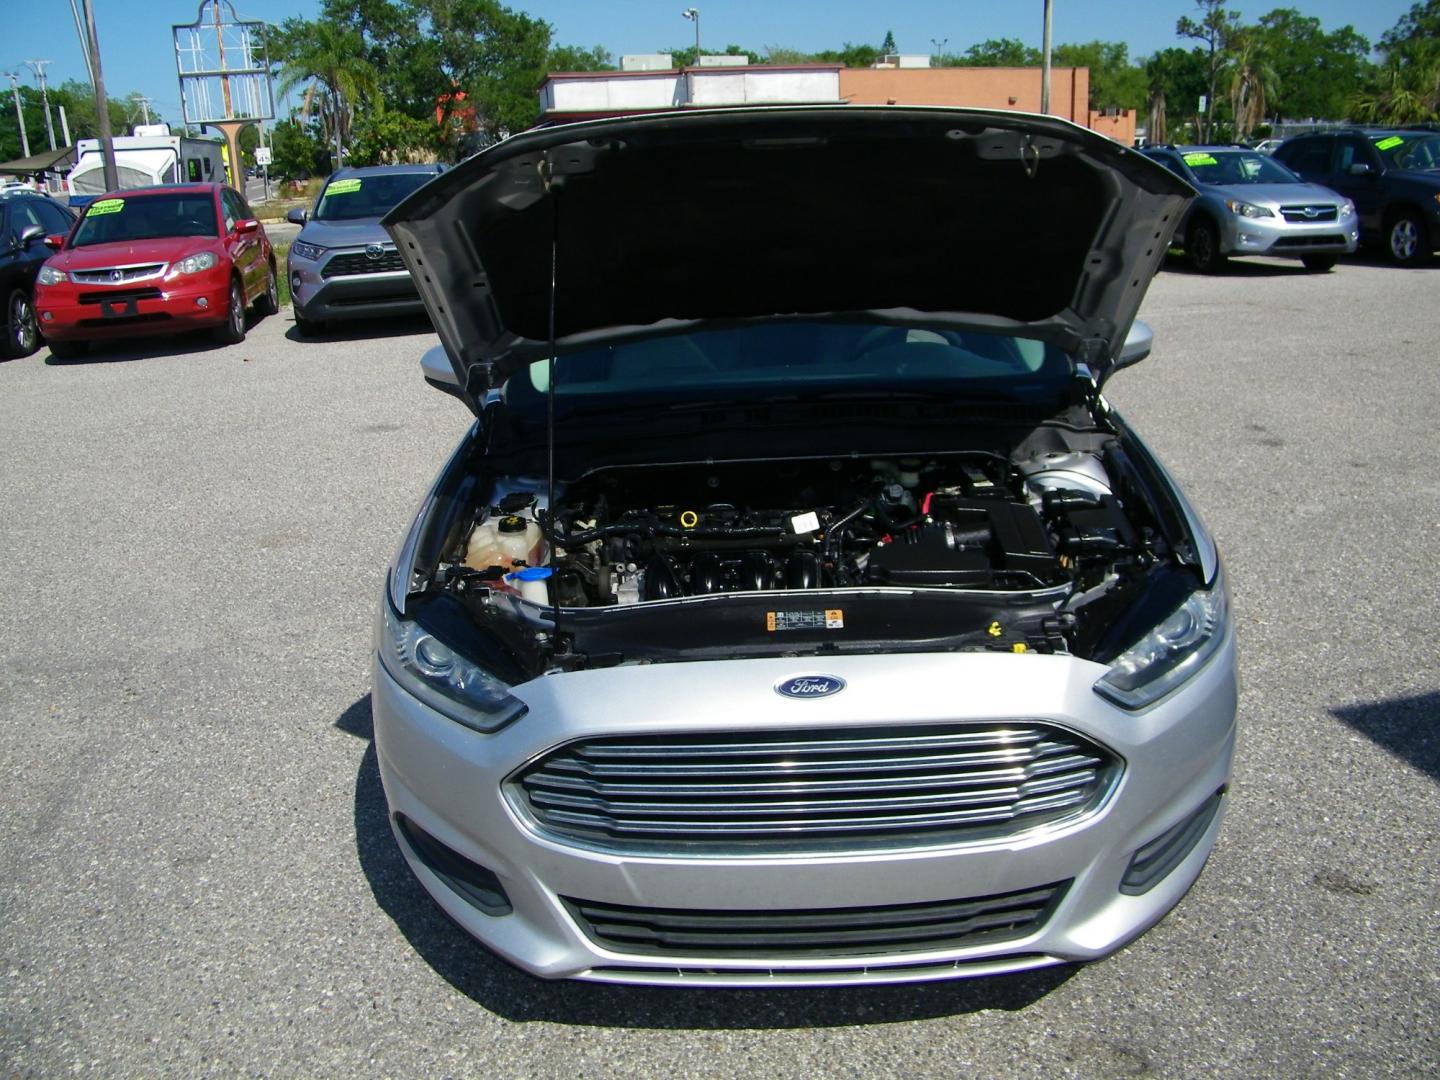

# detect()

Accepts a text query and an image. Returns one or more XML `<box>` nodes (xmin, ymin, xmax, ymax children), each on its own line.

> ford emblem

<box><xmin>775</xmin><ymin>674</ymin><xmax>846</xmax><ymax>699</ymax></box>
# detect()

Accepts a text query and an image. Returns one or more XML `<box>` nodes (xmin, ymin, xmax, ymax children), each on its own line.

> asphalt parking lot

<box><xmin>1</xmin><ymin>255</ymin><xmax>1437</xmax><ymax>1077</ymax></box>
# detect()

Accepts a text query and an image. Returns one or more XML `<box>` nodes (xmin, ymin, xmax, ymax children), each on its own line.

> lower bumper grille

<box><xmin>1272</xmin><ymin>234</ymin><xmax>1346</xmax><ymax>248</ymax></box>
<box><xmin>78</xmin><ymin>287</ymin><xmax>164</xmax><ymax>305</ymax></box>
<box><xmin>512</xmin><ymin>723</ymin><xmax>1119</xmax><ymax>854</ymax></box>
<box><xmin>565</xmin><ymin>881</ymin><xmax>1069</xmax><ymax>958</ymax></box>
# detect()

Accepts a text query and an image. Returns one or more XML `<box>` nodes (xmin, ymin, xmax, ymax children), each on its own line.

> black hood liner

<box><xmin>484</xmin><ymin>137</ymin><xmax>1105</xmax><ymax>341</ymax></box>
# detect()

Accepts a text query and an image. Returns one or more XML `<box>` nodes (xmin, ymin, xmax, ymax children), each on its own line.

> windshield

<box><xmin>1182</xmin><ymin>150</ymin><xmax>1299</xmax><ymax>185</ymax></box>
<box><xmin>69</xmin><ymin>193</ymin><xmax>217</xmax><ymax>247</ymax></box>
<box><xmin>1372</xmin><ymin>133</ymin><xmax>1440</xmax><ymax>171</ymax></box>
<box><xmin>313</xmin><ymin>172</ymin><xmax>434</xmax><ymax>220</ymax></box>
<box><xmin>502</xmin><ymin>322</ymin><xmax>1073</xmax><ymax>417</ymax></box>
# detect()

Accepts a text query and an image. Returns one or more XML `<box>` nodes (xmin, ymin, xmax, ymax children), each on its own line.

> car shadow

<box><xmin>1340</xmin><ymin>250</ymin><xmax>1439</xmax><ymax>271</ymax></box>
<box><xmin>1158</xmin><ymin>252</ymin><xmax>1321</xmax><ymax>278</ymax></box>
<box><xmin>336</xmin><ymin>694</ymin><xmax>1077</xmax><ymax>1027</ymax></box>
<box><xmin>283</xmin><ymin>312</ymin><xmax>434</xmax><ymax>344</ymax></box>
<box><xmin>41</xmin><ymin>310</ymin><xmax>286</xmax><ymax>365</ymax></box>
<box><xmin>1331</xmin><ymin>690</ymin><xmax>1440</xmax><ymax>783</ymax></box>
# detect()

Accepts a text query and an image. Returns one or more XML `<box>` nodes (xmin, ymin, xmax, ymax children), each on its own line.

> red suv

<box><xmin>34</xmin><ymin>183</ymin><xmax>278</xmax><ymax>357</ymax></box>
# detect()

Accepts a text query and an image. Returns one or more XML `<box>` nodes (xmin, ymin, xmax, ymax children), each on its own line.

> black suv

<box><xmin>1</xmin><ymin>191</ymin><xmax>76</xmax><ymax>358</ymax></box>
<box><xmin>1273</xmin><ymin>129</ymin><xmax>1440</xmax><ymax>266</ymax></box>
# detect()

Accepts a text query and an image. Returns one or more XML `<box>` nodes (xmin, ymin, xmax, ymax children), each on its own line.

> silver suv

<box><xmin>285</xmin><ymin>164</ymin><xmax>445</xmax><ymax>335</ymax></box>
<box><xmin>1142</xmin><ymin>146</ymin><xmax>1358</xmax><ymax>272</ymax></box>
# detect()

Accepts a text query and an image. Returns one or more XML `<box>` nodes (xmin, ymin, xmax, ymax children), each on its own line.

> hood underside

<box><xmin>384</xmin><ymin>107</ymin><xmax>1192</xmax><ymax>405</ymax></box>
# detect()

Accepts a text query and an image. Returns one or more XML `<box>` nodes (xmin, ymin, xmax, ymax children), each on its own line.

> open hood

<box><xmin>384</xmin><ymin>107</ymin><xmax>1192</xmax><ymax>410</ymax></box>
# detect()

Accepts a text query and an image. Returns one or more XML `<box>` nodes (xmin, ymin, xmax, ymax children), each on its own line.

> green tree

<box><xmin>1052</xmin><ymin>41</ymin><xmax>1147</xmax><ymax>110</ymax></box>
<box><xmin>269</xmin><ymin>116</ymin><xmax>328</xmax><ymax>179</ymax></box>
<box><xmin>954</xmin><ymin>39</ymin><xmax>1042</xmax><ymax>66</ymax></box>
<box><xmin>1177</xmin><ymin>0</ymin><xmax>1243</xmax><ymax>141</ymax></box>
<box><xmin>349</xmin><ymin>110</ymin><xmax>443</xmax><ymax>164</ymax></box>
<box><xmin>1227</xmin><ymin>29</ymin><xmax>1279</xmax><ymax>138</ymax></box>
<box><xmin>1255</xmin><ymin>9</ymin><xmax>1370</xmax><ymax>120</ymax></box>
<box><xmin>880</xmin><ymin>30</ymin><xmax>898</xmax><ymax>55</ymax></box>
<box><xmin>547</xmin><ymin>44</ymin><xmax>615</xmax><ymax>72</ymax></box>
<box><xmin>812</xmin><ymin>43</ymin><xmax>880</xmax><ymax>68</ymax></box>
<box><xmin>1350</xmin><ymin>1</ymin><xmax>1440</xmax><ymax>124</ymax></box>
<box><xmin>1144</xmin><ymin>48</ymin><xmax>1209</xmax><ymax>143</ymax></box>
<box><xmin>664</xmin><ymin>44</ymin><xmax>762</xmax><ymax>67</ymax></box>
<box><xmin>274</xmin><ymin>19</ymin><xmax>384</xmax><ymax>167</ymax></box>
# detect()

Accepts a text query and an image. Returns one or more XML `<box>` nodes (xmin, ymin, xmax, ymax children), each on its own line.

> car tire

<box><xmin>3</xmin><ymin>287</ymin><xmax>40</xmax><ymax>359</ymax></box>
<box><xmin>255</xmin><ymin>263</ymin><xmax>280</xmax><ymax>316</ymax></box>
<box><xmin>294</xmin><ymin>311</ymin><xmax>325</xmax><ymax>337</ymax></box>
<box><xmin>214</xmin><ymin>279</ymin><xmax>247</xmax><ymax>344</ymax></box>
<box><xmin>47</xmin><ymin>339</ymin><xmax>87</xmax><ymax>360</ymax></box>
<box><xmin>1187</xmin><ymin>219</ymin><xmax>1226</xmax><ymax>273</ymax></box>
<box><xmin>1385</xmin><ymin>210</ymin><xmax>1430</xmax><ymax>267</ymax></box>
<box><xmin>1301</xmin><ymin>255</ymin><xmax>1338</xmax><ymax>273</ymax></box>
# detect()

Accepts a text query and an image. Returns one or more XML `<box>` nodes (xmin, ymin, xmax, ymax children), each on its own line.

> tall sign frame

<box><xmin>173</xmin><ymin>0</ymin><xmax>273</xmax><ymax>187</ymax></box>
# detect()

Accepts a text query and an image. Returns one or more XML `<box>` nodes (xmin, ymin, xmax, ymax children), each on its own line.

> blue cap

<box><xmin>507</xmin><ymin>566</ymin><xmax>553</xmax><ymax>581</ymax></box>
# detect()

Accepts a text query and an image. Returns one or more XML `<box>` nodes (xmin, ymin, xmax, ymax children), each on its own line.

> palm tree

<box><xmin>1228</xmin><ymin>31</ymin><xmax>1279</xmax><ymax>141</ymax></box>
<box><xmin>1350</xmin><ymin>44</ymin><xmax>1440</xmax><ymax>125</ymax></box>
<box><xmin>276</xmin><ymin>21</ymin><xmax>382</xmax><ymax>168</ymax></box>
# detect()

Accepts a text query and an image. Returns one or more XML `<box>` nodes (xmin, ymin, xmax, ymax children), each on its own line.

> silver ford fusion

<box><xmin>375</xmin><ymin>107</ymin><xmax>1237</xmax><ymax>987</ymax></box>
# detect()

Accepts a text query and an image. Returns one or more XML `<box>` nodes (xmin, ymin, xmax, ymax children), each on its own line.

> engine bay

<box><xmin>444</xmin><ymin>446</ymin><xmax>1158</xmax><ymax>632</ymax></box>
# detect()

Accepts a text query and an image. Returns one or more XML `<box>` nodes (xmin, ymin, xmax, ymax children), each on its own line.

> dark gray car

<box><xmin>285</xmin><ymin>164</ymin><xmax>446</xmax><ymax>335</ymax></box>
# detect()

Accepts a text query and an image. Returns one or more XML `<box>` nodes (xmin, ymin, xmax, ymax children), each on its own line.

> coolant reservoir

<box><xmin>464</xmin><ymin>514</ymin><xmax>545</xmax><ymax>574</ymax></box>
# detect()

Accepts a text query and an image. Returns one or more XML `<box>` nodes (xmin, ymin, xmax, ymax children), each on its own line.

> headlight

<box><xmin>379</xmin><ymin>600</ymin><xmax>526</xmax><ymax>733</ymax></box>
<box><xmin>1224</xmin><ymin>199</ymin><xmax>1273</xmax><ymax>219</ymax></box>
<box><xmin>290</xmin><ymin>240</ymin><xmax>325</xmax><ymax>262</ymax></box>
<box><xmin>171</xmin><ymin>251</ymin><xmax>219</xmax><ymax>275</ymax></box>
<box><xmin>1095</xmin><ymin>571</ymin><xmax>1230</xmax><ymax>710</ymax></box>
<box><xmin>1340</xmin><ymin>200</ymin><xmax>1356</xmax><ymax>217</ymax></box>
<box><xmin>37</xmin><ymin>265</ymin><xmax>68</xmax><ymax>285</ymax></box>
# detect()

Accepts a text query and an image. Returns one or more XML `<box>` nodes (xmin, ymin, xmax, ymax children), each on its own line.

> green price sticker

<box><xmin>88</xmin><ymin>198</ymin><xmax>125</xmax><ymax>216</ymax></box>
<box><xmin>326</xmin><ymin>178</ymin><xmax>362</xmax><ymax>195</ymax></box>
<box><xmin>1183</xmin><ymin>153</ymin><xmax>1217</xmax><ymax>167</ymax></box>
<box><xmin>1374</xmin><ymin>136</ymin><xmax>1403</xmax><ymax>151</ymax></box>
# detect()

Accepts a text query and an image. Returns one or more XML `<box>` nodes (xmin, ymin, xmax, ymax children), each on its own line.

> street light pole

<box><xmin>931</xmin><ymin>38</ymin><xmax>948</xmax><ymax>67</ymax></box>
<box><xmin>1040</xmin><ymin>0</ymin><xmax>1053</xmax><ymax>115</ymax></box>
<box><xmin>681</xmin><ymin>8</ymin><xmax>700</xmax><ymax>62</ymax></box>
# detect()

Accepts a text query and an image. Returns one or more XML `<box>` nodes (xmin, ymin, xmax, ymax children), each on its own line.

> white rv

<box><xmin>66</xmin><ymin>125</ymin><xmax>228</xmax><ymax>205</ymax></box>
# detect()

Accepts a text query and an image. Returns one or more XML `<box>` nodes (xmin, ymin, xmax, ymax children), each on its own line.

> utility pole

<box><xmin>82</xmin><ymin>0</ymin><xmax>118</xmax><ymax>192</ymax></box>
<box><xmin>59</xmin><ymin>105</ymin><xmax>72</xmax><ymax>146</ymax></box>
<box><xmin>136</xmin><ymin>96</ymin><xmax>153</xmax><ymax>125</ymax></box>
<box><xmin>681</xmin><ymin>8</ymin><xmax>700</xmax><ymax>62</ymax></box>
<box><xmin>5</xmin><ymin>72</ymin><xmax>30</xmax><ymax>158</ymax></box>
<box><xmin>1040</xmin><ymin>0</ymin><xmax>1053</xmax><ymax>114</ymax></box>
<box><xmin>25</xmin><ymin>60</ymin><xmax>58</xmax><ymax>151</ymax></box>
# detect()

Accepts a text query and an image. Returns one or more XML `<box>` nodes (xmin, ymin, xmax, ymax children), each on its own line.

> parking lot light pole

<box><xmin>1041</xmin><ymin>0</ymin><xmax>1053</xmax><ymax>114</ymax></box>
<box><xmin>681</xmin><ymin>8</ymin><xmax>700</xmax><ymax>61</ymax></box>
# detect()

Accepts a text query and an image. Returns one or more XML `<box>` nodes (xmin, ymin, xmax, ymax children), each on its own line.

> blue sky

<box><xmin>4</xmin><ymin>1</ymin><xmax>1416</xmax><ymax>129</ymax></box>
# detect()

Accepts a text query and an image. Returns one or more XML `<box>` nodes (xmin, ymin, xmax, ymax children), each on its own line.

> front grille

<box><xmin>1272</xmin><ymin>234</ymin><xmax>1346</xmax><ymax>248</ymax></box>
<box><xmin>1280</xmin><ymin>205</ymin><xmax>1339</xmax><ymax>223</ymax></box>
<box><xmin>321</xmin><ymin>249</ymin><xmax>407</xmax><ymax>277</ymax></box>
<box><xmin>512</xmin><ymin>723</ymin><xmax>1119</xmax><ymax>854</ymax></box>
<box><xmin>565</xmin><ymin>881</ymin><xmax>1069</xmax><ymax>958</ymax></box>
<box><xmin>77</xmin><ymin>287</ymin><xmax>164</xmax><ymax>305</ymax></box>
<box><xmin>70</xmin><ymin>264</ymin><xmax>164</xmax><ymax>285</ymax></box>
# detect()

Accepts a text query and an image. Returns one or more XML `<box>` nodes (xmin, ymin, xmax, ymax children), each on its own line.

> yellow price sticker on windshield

<box><xmin>87</xmin><ymin>198</ymin><xmax>125</xmax><ymax>216</ymax></box>
<box><xmin>1183</xmin><ymin>152</ymin><xmax>1217</xmax><ymax>167</ymax></box>
<box><xmin>326</xmin><ymin>178</ymin><xmax>362</xmax><ymax>195</ymax></box>
<box><xmin>1374</xmin><ymin>136</ymin><xmax>1403</xmax><ymax>151</ymax></box>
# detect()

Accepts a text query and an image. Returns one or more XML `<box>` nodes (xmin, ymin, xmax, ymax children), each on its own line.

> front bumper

<box><xmin>1220</xmin><ymin>210</ymin><xmax>1359</xmax><ymax>258</ymax></box>
<box><xmin>373</xmin><ymin>635</ymin><xmax>1238</xmax><ymax>987</ymax></box>
<box><xmin>35</xmin><ymin>273</ymin><xmax>231</xmax><ymax>341</ymax></box>
<box><xmin>288</xmin><ymin>250</ymin><xmax>424</xmax><ymax>323</ymax></box>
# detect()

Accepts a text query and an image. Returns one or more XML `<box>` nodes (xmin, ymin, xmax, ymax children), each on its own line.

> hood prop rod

<box><xmin>542</xmin><ymin>157</ymin><xmax>563</xmax><ymax>653</ymax></box>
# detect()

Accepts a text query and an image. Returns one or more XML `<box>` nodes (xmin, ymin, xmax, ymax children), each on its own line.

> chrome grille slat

<box><xmin>513</xmin><ymin>724</ymin><xmax>1119</xmax><ymax>854</ymax></box>
<box><xmin>70</xmin><ymin>263</ymin><xmax>165</xmax><ymax>284</ymax></box>
<box><xmin>564</xmin><ymin>881</ymin><xmax>1071</xmax><ymax>958</ymax></box>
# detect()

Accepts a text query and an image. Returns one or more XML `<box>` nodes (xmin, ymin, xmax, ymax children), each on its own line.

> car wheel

<box><xmin>294</xmin><ymin>311</ymin><xmax>325</xmax><ymax>337</ymax></box>
<box><xmin>3</xmin><ymin>287</ymin><xmax>40</xmax><ymax>359</ymax></box>
<box><xmin>1187</xmin><ymin>219</ymin><xmax>1225</xmax><ymax>273</ymax></box>
<box><xmin>1385</xmin><ymin>211</ymin><xmax>1429</xmax><ymax>267</ymax></box>
<box><xmin>1301</xmin><ymin>255</ymin><xmax>1338</xmax><ymax>273</ymax></box>
<box><xmin>47</xmin><ymin>339</ymin><xmax>87</xmax><ymax>360</ymax></box>
<box><xmin>255</xmin><ymin>264</ymin><xmax>280</xmax><ymax>316</ymax></box>
<box><xmin>214</xmin><ymin>279</ymin><xmax>247</xmax><ymax>344</ymax></box>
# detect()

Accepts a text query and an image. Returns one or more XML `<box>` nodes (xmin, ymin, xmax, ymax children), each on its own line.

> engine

<box><xmin>455</xmin><ymin>451</ymin><xmax>1146</xmax><ymax>608</ymax></box>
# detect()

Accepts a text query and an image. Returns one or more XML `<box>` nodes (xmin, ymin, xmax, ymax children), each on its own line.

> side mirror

<box><xmin>1349</xmin><ymin>162</ymin><xmax>1375</xmax><ymax>176</ymax></box>
<box><xmin>18</xmin><ymin>223</ymin><xmax>44</xmax><ymax>248</ymax></box>
<box><xmin>420</xmin><ymin>345</ymin><xmax>466</xmax><ymax>400</ymax></box>
<box><xmin>285</xmin><ymin>207</ymin><xmax>307</xmax><ymax>225</ymax></box>
<box><xmin>236</xmin><ymin>218</ymin><xmax>260</xmax><ymax>234</ymax></box>
<box><xmin>1116</xmin><ymin>320</ymin><xmax>1153</xmax><ymax>369</ymax></box>
<box><xmin>43</xmin><ymin>234</ymin><xmax>66</xmax><ymax>250</ymax></box>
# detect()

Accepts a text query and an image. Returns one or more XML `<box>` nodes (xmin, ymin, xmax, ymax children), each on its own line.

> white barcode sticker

<box><xmin>790</xmin><ymin>511</ymin><xmax>820</xmax><ymax>534</ymax></box>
